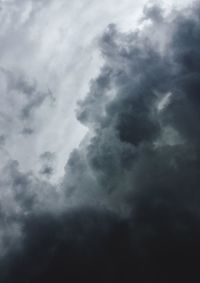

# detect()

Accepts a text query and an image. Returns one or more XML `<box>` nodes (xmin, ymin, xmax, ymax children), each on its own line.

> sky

<box><xmin>0</xmin><ymin>0</ymin><xmax>200</xmax><ymax>282</ymax></box>
<box><xmin>0</xmin><ymin>0</ymin><xmax>192</xmax><ymax>181</ymax></box>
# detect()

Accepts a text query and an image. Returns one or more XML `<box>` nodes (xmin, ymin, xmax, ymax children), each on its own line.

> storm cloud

<box><xmin>1</xmin><ymin>1</ymin><xmax>200</xmax><ymax>282</ymax></box>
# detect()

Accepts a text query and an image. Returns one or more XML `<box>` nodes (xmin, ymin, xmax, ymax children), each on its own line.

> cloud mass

<box><xmin>0</xmin><ymin>1</ymin><xmax>200</xmax><ymax>282</ymax></box>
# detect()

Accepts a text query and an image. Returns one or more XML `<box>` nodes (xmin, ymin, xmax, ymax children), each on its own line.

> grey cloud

<box><xmin>1</xmin><ymin>2</ymin><xmax>200</xmax><ymax>283</ymax></box>
<box><xmin>39</xmin><ymin>165</ymin><xmax>54</xmax><ymax>177</ymax></box>
<box><xmin>20</xmin><ymin>89</ymin><xmax>55</xmax><ymax>120</ymax></box>
<box><xmin>39</xmin><ymin>151</ymin><xmax>56</xmax><ymax>178</ymax></box>
<box><xmin>0</xmin><ymin>160</ymin><xmax>63</xmax><ymax>224</ymax></box>
<box><xmin>0</xmin><ymin>135</ymin><xmax>6</xmax><ymax>146</ymax></box>
<box><xmin>40</xmin><ymin>151</ymin><xmax>56</xmax><ymax>162</ymax></box>
<box><xmin>0</xmin><ymin>67</ymin><xmax>55</xmax><ymax>171</ymax></box>
<box><xmin>62</xmin><ymin>2</ymin><xmax>200</xmax><ymax>281</ymax></box>
<box><xmin>0</xmin><ymin>68</ymin><xmax>54</xmax><ymax>120</ymax></box>
<box><xmin>21</xmin><ymin>127</ymin><xmax>34</xmax><ymax>136</ymax></box>
<box><xmin>0</xmin><ymin>68</ymin><xmax>54</xmax><ymax>147</ymax></box>
<box><xmin>0</xmin><ymin>158</ymin><xmax>66</xmax><ymax>261</ymax></box>
<box><xmin>142</xmin><ymin>4</ymin><xmax>164</xmax><ymax>22</ymax></box>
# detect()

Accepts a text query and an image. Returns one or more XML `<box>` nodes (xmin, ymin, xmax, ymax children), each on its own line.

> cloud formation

<box><xmin>0</xmin><ymin>0</ymin><xmax>149</xmax><ymax>179</ymax></box>
<box><xmin>1</xmin><ymin>1</ymin><xmax>200</xmax><ymax>282</ymax></box>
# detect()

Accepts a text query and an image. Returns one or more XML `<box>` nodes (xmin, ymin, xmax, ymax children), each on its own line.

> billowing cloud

<box><xmin>0</xmin><ymin>0</ymin><xmax>150</xmax><ymax>179</ymax></box>
<box><xmin>1</xmin><ymin>1</ymin><xmax>200</xmax><ymax>283</ymax></box>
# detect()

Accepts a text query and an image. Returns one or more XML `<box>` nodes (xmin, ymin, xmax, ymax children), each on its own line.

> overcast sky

<box><xmin>0</xmin><ymin>0</ymin><xmax>193</xmax><ymax>182</ymax></box>
<box><xmin>1</xmin><ymin>1</ymin><xmax>200</xmax><ymax>282</ymax></box>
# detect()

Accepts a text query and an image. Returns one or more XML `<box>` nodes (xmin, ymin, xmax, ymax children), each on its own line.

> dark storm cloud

<box><xmin>2</xmin><ymin>2</ymin><xmax>200</xmax><ymax>282</ymax></box>
<box><xmin>0</xmin><ymin>208</ymin><xmax>127</xmax><ymax>283</ymax></box>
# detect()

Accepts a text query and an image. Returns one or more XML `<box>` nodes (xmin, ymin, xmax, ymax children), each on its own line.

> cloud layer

<box><xmin>1</xmin><ymin>1</ymin><xmax>200</xmax><ymax>282</ymax></box>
